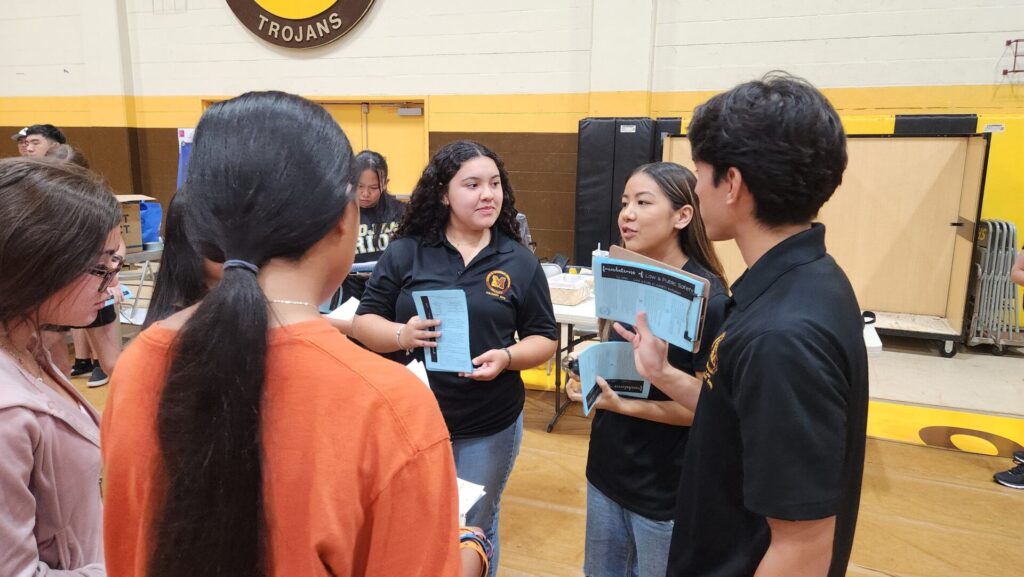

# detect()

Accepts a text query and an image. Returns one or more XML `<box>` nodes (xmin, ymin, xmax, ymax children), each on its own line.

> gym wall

<box><xmin>2</xmin><ymin>0</ymin><xmax>1022</xmax><ymax>261</ymax></box>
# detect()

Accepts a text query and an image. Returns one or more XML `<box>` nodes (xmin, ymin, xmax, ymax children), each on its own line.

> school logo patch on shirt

<box><xmin>485</xmin><ymin>270</ymin><xmax>512</xmax><ymax>298</ymax></box>
<box><xmin>705</xmin><ymin>331</ymin><xmax>726</xmax><ymax>389</ymax></box>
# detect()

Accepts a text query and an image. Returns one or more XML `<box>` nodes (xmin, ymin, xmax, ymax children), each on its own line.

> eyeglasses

<box><xmin>87</xmin><ymin>256</ymin><xmax>124</xmax><ymax>293</ymax></box>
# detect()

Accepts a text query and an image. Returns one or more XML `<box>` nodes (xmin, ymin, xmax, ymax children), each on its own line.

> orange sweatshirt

<box><xmin>102</xmin><ymin>319</ymin><xmax>461</xmax><ymax>576</ymax></box>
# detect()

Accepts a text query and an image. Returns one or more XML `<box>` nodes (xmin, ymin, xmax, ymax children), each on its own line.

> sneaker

<box><xmin>87</xmin><ymin>366</ymin><xmax>109</xmax><ymax>388</ymax></box>
<box><xmin>1015</xmin><ymin>451</ymin><xmax>1024</xmax><ymax>465</ymax></box>
<box><xmin>994</xmin><ymin>463</ymin><xmax>1024</xmax><ymax>489</ymax></box>
<box><xmin>70</xmin><ymin>359</ymin><xmax>94</xmax><ymax>377</ymax></box>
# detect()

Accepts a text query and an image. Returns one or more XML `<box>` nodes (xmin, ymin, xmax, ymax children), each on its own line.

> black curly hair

<box><xmin>688</xmin><ymin>71</ymin><xmax>847</xmax><ymax>227</ymax></box>
<box><xmin>395</xmin><ymin>140</ymin><xmax>521</xmax><ymax>243</ymax></box>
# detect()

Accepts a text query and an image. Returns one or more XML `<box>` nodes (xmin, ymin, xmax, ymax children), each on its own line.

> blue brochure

<box><xmin>593</xmin><ymin>254</ymin><xmax>708</xmax><ymax>352</ymax></box>
<box><xmin>578</xmin><ymin>342</ymin><xmax>650</xmax><ymax>416</ymax></box>
<box><xmin>411</xmin><ymin>289</ymin><xmax>475</xmax><ymax>373</ymax></box>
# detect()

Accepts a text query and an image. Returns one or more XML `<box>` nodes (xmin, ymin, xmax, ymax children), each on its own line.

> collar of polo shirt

<box><xmin>427</xmin><ymin>228</ymin><xmax>518</xmax><ymax>254</ymax></box>
<box><xmin>729</xmin><ymin>223</ymin><xmax>828</xmax><ymax>311</ymax></box>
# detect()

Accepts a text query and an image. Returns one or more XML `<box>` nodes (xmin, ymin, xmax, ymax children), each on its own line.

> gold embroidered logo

<box><xmin>485</xmin><ymin>270</ymin><xmax>511</xmax><ymax>297</ymax></box>
<box><xmin>705</xmin><ymin>331</ymin><xmax>726</xmax><ymax>389</ymax></box>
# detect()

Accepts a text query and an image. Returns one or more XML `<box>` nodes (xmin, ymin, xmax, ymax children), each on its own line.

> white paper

<box><xmin>457</xmin><ymin>478</ymin><xmax>487</xmax><ymax>526</ymax></box>
<box><xmin>326</xmin><ymin>297</ymin><xmax>360</xmax><ymax>321</ymax></box>
<box><xmin>405</xmin><ymin>359</ymin><xmax>431</xmax><ymax>387</ymax></box>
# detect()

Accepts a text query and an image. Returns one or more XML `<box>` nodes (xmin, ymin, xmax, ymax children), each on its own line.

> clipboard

<box><xmin>599</xmin><ymin>245</ymin><xmax>712</xmax><ymax>353</ymax></box>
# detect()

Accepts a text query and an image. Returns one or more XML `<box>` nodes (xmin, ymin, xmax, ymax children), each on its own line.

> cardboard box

<box><xmin>115</xmin><ymin>194</ymin><xmax>156</xmax><ymax>253</ymax></box>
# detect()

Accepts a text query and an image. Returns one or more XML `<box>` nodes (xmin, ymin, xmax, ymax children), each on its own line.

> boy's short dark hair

<box><xmin>688</xmin><ymin>72</ymin><xmax>847</xmax><ymax>227</ymax></box>
<box><xmin>24</xmin><ymin>124</ymin><xmax>67</xmax><ymax>145</ymax></box>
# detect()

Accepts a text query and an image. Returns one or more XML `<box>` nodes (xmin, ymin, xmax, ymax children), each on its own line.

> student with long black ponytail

<box><xmin>101</xmin><ymin>91</ymin><xmax>469</xmax><ymax>577</ymax></box>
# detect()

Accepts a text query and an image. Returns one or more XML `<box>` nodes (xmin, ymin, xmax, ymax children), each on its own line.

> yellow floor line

<box><xmin>526</xmin><ymin>367</ymin><xmax>1024</xmax><ymax>457</ymax></box>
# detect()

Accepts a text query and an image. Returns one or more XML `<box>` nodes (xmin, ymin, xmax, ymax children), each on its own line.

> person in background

<box><xmin>0</xmin><ymin>157</ymin><xmax>122</xmax><ymax>576</ymax></box>
<box><xmin>142</xmin><ymin>191</ymin><xmax>223</xmax><ymax>328</ymax></box>
<box><xmin>102</xmin><ymin>91</ymin><xmax>484</xmax><ymax>577</ymax></box>
<box><xmin>993</xmin><ymin>246</ymin><xmax>1024</xmax><ymax>489</ymax></box>
<box><xmin>13</xmin><ymin>124</ymin><xmax>67</xmax><ymax>158</ymax></box>
<box><xmin>326</xmin><ymin>149</ymin><xmax>406</xmax><ymax>336</ymax></box>
<box><xmin>566</xmin><ymin>162</ymin><xmax>729</xmax><ymax>577</ymax></box>
<box><xmin>46</xmin><ymin>144</ymin><xmax>124</xmax><ymax>388</ymax></box>
<box><xmin>353</xmin><ymin>140</ymin><xmax>559</xmax><ymax>576</ymax></box>
<box><xmin>14</xmin><ymin>132</ymin><xmax>74</xmax><ymax>375</ymax></box>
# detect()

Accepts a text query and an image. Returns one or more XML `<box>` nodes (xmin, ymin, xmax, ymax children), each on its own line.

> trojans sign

<box><xmin>226</xmin><ymin>0</ymin><xmax>374</xmax><ymax>48</ymax></box>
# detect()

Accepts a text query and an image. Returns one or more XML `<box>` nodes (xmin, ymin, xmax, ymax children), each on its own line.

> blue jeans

<box><xmin>451</xmin><ymin>413</ymin><xmax>524</xmax><ymax>577</ymax></box>
<box><xmin>584</xmin><ymin>482</ymin><xmax>674</xmax><ymax>577</ymax></box>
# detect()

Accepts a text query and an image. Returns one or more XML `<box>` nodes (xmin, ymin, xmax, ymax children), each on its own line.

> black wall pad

<box><xmin>574</xmin><ymin>118</ymin><xmax>617</xmax><ymax>266</ymax></box>
<box><xmin>894</xmin><ymin>114</ymin><xmax>978</xmax><ymax>135</ymax></box>
<box><xmin>609</xmin><ymin>118</ymin><xmax>656</xmax><ymax>247</ymax></box>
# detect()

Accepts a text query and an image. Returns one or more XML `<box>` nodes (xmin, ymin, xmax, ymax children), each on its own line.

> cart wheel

<box><xmin>991</xmin><ymin>345</ymin><xmax>1007</xmax><ymax>357</ymax></box>
<box><xmin>939</xmin><ymin>341</ymin><xmax>957</xmax><ymax>358</ymax></box>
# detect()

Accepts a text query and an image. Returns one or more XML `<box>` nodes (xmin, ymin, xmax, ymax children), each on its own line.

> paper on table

<box><xmin>326</xmin><ymin>297</ymin><xmax>360</xmax><ymax>321</ymax></box>
<box><xmin>411</xmin><ymin>289</ymin><xmax>474</xmax><ymax>373</ymax></box>
<box><xmin>578</xmin><ymin>341</ymin><xmax>650</xmax><ymax>416</ymax></box>
<box><xmin>405</xmin><ymin>359</ymin><xmax>430</xmax><ymax>387</ymax></box>
<box><xmin>457</xmin><ymin>478</ymin><xmax>487</xmax><ymax>526</ymax></box>
<box><xmin>593</xmin><ymin>255</ymin><xmax>707</xmax><ymax>351</ymax></box>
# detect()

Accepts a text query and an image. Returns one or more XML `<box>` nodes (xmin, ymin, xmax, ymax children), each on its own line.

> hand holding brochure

<box><xmin>578</xmin><ymin>342</ymin><xmax>650</xmax><ymax>416</ymax></box>
<box><xmin>593</xmin><ymin>248</ymin><xmax>710</xmax><ymax>352</ymax></box>
<box><xmin>411</xmin><ymin>289</ymin><xmax>474</xmax><ymax>373</ymax></box>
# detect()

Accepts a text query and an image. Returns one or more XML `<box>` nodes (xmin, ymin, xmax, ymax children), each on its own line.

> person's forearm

<box><xmin>506</xmin><ymin>335</ymin><xmax>557</xmax><ymax>371</ymax></box>
<box><xmin>611</xmin><ymin>398</ymin><xmax>694</xmax><ymax>426</ymax></box>
<box><xmin>755</xmin><ymin>517</ymin><xmax>835</xmax><ymax>577</ymax></box>
<box><xmin>650</xmin><ymin>367</ymin><xmax>703</xmax><ymax>412</ymax></box>
<box><xmin>324</xmin><ymin>316</ymin><xmax>352</xmax><ymax>336</ymax></box>
<box><xmin>351</xmin><ymin>314</ymin><xmax>404</xmax><ymax>353</ymax></box>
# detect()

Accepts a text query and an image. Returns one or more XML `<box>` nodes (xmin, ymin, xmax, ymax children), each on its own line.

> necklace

<box><xmin>268</xmin><ymin>299</ymin><xmax>318</xmax><ymax>309</ymax></box>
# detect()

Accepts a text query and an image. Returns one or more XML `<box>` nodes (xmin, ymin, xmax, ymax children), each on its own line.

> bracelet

<box><xmin>501</xmin><ymin>347</ymin><xmax>512</xmax><ymax>370</ymax></box>
<box><xmin>459</xmin><ymin>527</ymin><xmax>493</xmax><ymax>566</ymax></box>
<box><xmin>395</xmin><ymin>324</ymin><xmax>405</xmax><ymax>349</ymax></box>
<box><xmin>459</xmin><ymin>540</ymin><xmax>489</xmax><ymax>577</ymax></box>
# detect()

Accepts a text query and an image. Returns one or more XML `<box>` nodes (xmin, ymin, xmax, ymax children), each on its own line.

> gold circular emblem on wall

<box><xmin>226</xmin><ymin>0</ymin><xmax>374</xmax><ymax>49</ymax></box>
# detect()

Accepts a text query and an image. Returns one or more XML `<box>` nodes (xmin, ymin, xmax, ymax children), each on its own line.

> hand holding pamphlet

<box><xmin>593</xmin><ymin>246</ymin><xmax>711</xmax><ymax>352</ymax></box>
<box><xmin>577</xmin><ymin>342</ymin><xmax>650</xmax><ymax>416</ymax></box>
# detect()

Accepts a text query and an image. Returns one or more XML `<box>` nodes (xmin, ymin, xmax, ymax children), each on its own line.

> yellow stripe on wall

<box><xmin>2</xmin><ymin>86</ymin><xmax>1021</xmax><ymax>265</ymax></box>
<box><xmin>5</xmin><ymin>85</ymin><xmax>1023</xmax><ymax>131</ymax></box>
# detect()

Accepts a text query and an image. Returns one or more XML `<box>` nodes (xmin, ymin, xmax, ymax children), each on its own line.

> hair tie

<box><xmin>223</xmin><ymin>259</ymin><xmax>259</xmax><ymax>274</ymax></box>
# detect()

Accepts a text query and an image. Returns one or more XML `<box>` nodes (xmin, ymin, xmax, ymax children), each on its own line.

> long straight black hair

<box><xmin>150</xmin><ymin>91</ymin><xmax>353</xmax><ymax>577</ymax></box>
<box><xmin>142</xmin><ymin>190</ymin><xmax>214</xmax><ymax>329</ymax></box>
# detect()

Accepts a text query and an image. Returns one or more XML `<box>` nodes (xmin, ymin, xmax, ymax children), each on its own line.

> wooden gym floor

<box><xmin>74</xmin><ymin>373</ymin><xmax>1022</xmax><ymax>577</ymax></box>
<box><xmin>500</xmin><ymin>391</ymin><xmax>1023</xmax><ymax>577</ymax></box>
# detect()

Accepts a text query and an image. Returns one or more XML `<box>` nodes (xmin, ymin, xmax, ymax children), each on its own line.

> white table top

<box><xmin>552</xmin><ymin>298</ymin><xmax>598</xmax><ymax>331</ymax></box>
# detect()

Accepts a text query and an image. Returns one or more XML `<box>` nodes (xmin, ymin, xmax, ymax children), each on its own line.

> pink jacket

<box><xmin>0</xmin><ymin>349</ymin><xmax>105</xmax><ymax>577</ymax></box>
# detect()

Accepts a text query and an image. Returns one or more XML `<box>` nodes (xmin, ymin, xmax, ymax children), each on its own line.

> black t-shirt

<box><xmin>667</xmin><ymin>224</ymin><xmax>869</xmax><ymax>577</ymax></box>
<box><xmin>342</xmin><ymin>193</ymin><xmax>406</xmax><ymax>302</ymax></box>
<box><xmin>586</xmin><ymin>258</ymin><xmax>728</xmax><ymax>521</ymax></box>
<box><xmin>357</xmin><ymin>229</ymin><xmax>558</xmax><ymax>439</ymax></box>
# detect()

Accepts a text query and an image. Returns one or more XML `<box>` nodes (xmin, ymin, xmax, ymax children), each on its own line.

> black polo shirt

<box><xmin>667</xmin><ymin>224</ymin><xmax>869</xmax><ymax>577</ymax></box>
<box><xmin>357</xmin><ymin>229</ymin><xmax>557</xmax><ymax>439</ymax></box>
<box><xmin>586</xmin><ymin>258</ymin><xmax>729</xmax><ymax>521</ymax></box>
